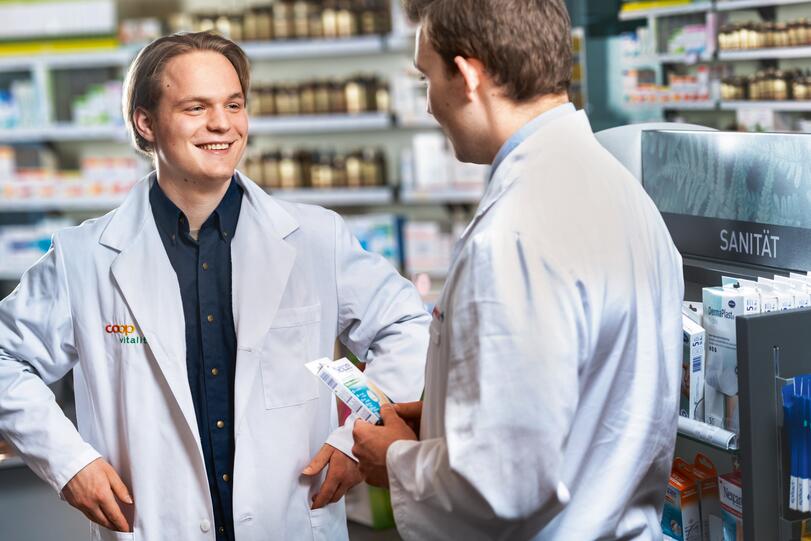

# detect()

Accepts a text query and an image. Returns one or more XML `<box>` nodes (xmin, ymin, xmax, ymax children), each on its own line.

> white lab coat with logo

<box><xmin>386</xmin><ymin>110</ymin><xmax>684</xmax><ymax>540</ymax></box>
<box><xmin>0</xmin><ymin>172</ymin><xmax>429</xmax><ymax>541</ymax></box>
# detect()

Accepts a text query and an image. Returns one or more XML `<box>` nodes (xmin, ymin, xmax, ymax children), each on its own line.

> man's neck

<box><xmin>485</xmin><ymin>93</ymin><xmax>570</xmax><ymax>161</ymax></box>
<box><xmin>155</xmin><ymin>172</ymin><xmax>233</xmax><ymax>231</ymax></box>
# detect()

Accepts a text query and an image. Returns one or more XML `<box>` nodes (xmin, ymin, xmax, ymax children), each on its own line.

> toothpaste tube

<box><xmin>305</xmin><ymin>357</ymin><xmax>392</xmax><ymax>424</ymax></box>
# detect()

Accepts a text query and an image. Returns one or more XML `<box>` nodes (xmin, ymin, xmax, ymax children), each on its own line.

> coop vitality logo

<box><xmin>720</xmin><ymin>227</ymin><xmax>780</xmax><ymax>259</ymax></box>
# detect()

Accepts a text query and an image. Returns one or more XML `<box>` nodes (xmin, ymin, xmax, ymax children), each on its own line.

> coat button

<box><xmin>216</xmin><ymin>420</ymin><xmax>225</xmax><ymax>429</ymax></box>
<box><xmin>200</xmin><ymin>519</ymin><xmax>211</xmax><ymax>532</ymax></box>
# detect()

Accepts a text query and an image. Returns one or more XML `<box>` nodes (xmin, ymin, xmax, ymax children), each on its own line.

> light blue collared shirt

<box><xmin>489</xmin><ymin>102</ymin><xmax>576</xmax><ymax>181</ymax></box>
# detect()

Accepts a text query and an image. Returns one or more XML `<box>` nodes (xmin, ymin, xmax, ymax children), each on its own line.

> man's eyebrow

<box><xmin>175</xmin><ymin>92</ymin><xmax>245</xmax><ymax>105</ymax></box>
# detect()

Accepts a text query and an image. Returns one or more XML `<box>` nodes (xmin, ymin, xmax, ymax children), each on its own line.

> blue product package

<box><xmin>783</xmin><ymin>382</ymin><xmax>797</xmax><ymax>511</ymax></box>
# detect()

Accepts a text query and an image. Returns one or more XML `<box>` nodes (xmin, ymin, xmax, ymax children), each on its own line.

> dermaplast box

<box><xmin>718</xmin><ymin>471</ymin><xmax>743</xmax><ymax>541</ymax></box>
<box><xmin>682</xmin><ymin>315</ymin><xmax>706</xmax><ymax>422</ymax></box>
<box><xmin>662</xmin><ymin>468</ymin><xmax>702</xmax><ymax>541</ymax></box>
<box><xmin>702</xmin><ymin>286</ymin><xmax>760</xmax><ymax>431</ymax></box>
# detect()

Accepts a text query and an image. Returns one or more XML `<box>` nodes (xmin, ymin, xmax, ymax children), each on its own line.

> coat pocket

<box><xmin>93</xmin><ymin>525</ymin><xmax>135</xmax><ymax>541</ymax></box>
<box><xmin>257</xmin><ymin>303</ymin><xmax>322</xmax><ymax>409</ymax></box>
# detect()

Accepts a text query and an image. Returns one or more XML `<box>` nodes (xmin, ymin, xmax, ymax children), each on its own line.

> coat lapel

<box><xmin>101</xmin><ymin>174</ymin><xmax>199</xmax><ymax>443</ymax></box>
<box><xmin>231</xmin><ymin>173</ymin><xmax>298</xmax><ymax>428</ymax></box>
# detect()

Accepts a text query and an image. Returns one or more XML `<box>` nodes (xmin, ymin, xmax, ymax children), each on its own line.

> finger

<box><xmin>98</xmin><ymin>489</ymin><xmax>131</xmax><ymax>533</ymax></box>
<box><xmin>394</xmin><ymin>401</ymin><xmax>423</xmax><ymax>419</ymax></box>
<box><xmin>380</xmin><ymin>404</ymin><xmax>403</xmax><ymax>425</ymax></box>
<box><xmin>302</xmin><ymin>445</ymin><xmax>334</xmax><ymax>476</ymax></box>
<box><xmin>105</xmin><ymin>466</ymin><xmax>133</xmax><ymax>505</ymax></box>
<box><xmin>86</xmin><ymin>505</ymin><xmax>116</xmax><ymax>531</ymax></box>
<box><xmin>311</xmin><ymin>472</ymin><xmax>340</xmax><ymax>510</ymax></box>
<box><xmin>352</xmin><ymin>420</ymin><xmax>371</xmax><ymax>439</ymax></box>
<box><xmin>330</xmin><ymin>482</ymin><xmax>350</xmax><ymax>504</ymax></box>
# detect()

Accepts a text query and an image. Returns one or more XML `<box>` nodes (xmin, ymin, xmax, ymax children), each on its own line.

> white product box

<box><xmin>757</xmin><ymin>277</ymin><xmax>796</xmax><ymax>310</ymax></box>
<box><xmin>682</xmin><ymin>315</ymin><xmax>705</xmax><ymax>422</ymax></box>
<box><xmin>722</xmin><ymin>277</ymin><xmax>778</xmax><ymax>313</ymax></box>
<box><xmin>683</xmin><ymin>302</ymin><xmax>703</xmax><ymax>326</ymax></box>
<box><xmin>702</xmin><ymin>286</ymin><xmax>760</xmax><ymax>397</ymax></box>
<box><xmin>305</xmin><ymin>357</ymin><xmax>391</xmax><ymax>424</ymax></box>
<box><xmin>772</xmin><ymin>275</ymin><xmax>811</xmax><ymax>308</ymax></box>
<box><xmin>718</xmin><ymin>472</ymin><xmax>743</xmax><ymax>541</ymax></box>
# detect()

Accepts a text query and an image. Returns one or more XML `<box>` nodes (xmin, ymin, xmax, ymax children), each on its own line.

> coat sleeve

<box><xmin>326</xmin><ymin>212</ymin><xmax>430</xmax><ymax>457</ymax></box>
<box><xmin>386</xmin><ymin>231</ymin><xmax>585</xmax><ymax>535</ymax></box>
<box><xmin>0</xmin><ymin>239</ymin><xmax>101</xmax><ymax>492</ymax></box>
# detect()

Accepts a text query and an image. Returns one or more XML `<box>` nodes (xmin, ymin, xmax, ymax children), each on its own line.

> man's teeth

<box><xmin>200</xmin><ymin>143</ymin><xmax>230</xmax><ymax>150</ymax></box>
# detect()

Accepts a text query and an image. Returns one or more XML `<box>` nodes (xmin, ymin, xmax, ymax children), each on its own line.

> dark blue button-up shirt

<box><xmin>150</xmin><ymin>178</ymin><xmax>242</xmax><ymax>540</ymax></box>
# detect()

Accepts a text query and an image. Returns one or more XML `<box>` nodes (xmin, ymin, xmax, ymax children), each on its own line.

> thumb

<box><xmin>380</xmin><ymin>404</ymin><xmax>400</xmax><ymax>425</ymax></box>
<box><xmin>105</xmin><ymin>465</ymin><xmax>133</xmax><ymax>504</ymax></box>
<box><xmin>302</xmin><ymin>444</ymin><xmax>333</xmax><ymax>475</ymax></box>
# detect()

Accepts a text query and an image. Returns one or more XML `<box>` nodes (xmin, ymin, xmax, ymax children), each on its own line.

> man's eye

<box><xmin>227</xmin><ymin>103</ymin><xmax>242</xmax><ymax>110</ymax></box>
<box><xmin>188</xmin><ymin>106</ymin><xmax>204</xmax><ymax>112</ymax></box>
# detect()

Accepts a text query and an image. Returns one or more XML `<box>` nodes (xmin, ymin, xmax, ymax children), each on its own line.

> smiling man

<box><xmin>0</xmin><ymin>32</ymin><xmax>429</xmax><ymax>540</ymax></box>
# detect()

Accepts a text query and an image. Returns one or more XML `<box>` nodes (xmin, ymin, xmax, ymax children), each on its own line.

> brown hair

<box><xmin>403</xmin><ymin>0</ymin><xmax>572</xmax><ymax>101</ymax></box>
<box><xmin>122</xmin><ymin>31</ymin><xmax>251</xmax><ymax>155</ymax></box>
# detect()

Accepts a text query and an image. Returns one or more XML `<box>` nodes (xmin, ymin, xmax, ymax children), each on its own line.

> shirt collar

<box><xmin>489</xmin><ymin>102</ymin><xmax>576</xmax><ymax>181</ymax></box>
<box><xmin>149</xmin><ymin>175</ymin><xmax>243</xmax><ymax>244</ymax></box>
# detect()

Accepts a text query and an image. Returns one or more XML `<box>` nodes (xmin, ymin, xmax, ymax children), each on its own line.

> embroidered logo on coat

<box><xmin>105</xmin><ymin>324</ymin><xmax>148</xmax><ymax>345</ymax></box>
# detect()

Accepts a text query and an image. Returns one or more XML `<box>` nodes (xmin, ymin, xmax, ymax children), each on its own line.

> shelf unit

<box><xmin>619</xmin><ymin>0</ymin><xmax>811</xmax><ymax>130</ymax></box>
<box><xmin>270</xmin><ymin>187</ymin><xmax>393</xmax><ymax>206</ymax></box>
<box><xmin>715</xmin><ymin>0</ymin><xmax>811</xmax><ymax>10</ymax></box>
<box><xmin>619</xmin><ymin>1</ymin><xmax>713</xmax><ymax>21</ymax></box>
<box><xmin>250</xmin><ymin>112</ymin><xmax>392</xmax><ymax>134</ymax></box>
<box><xmin>720</xmin><ymin>100</ymin><xmax>811</xmax><ymax>111</ymax></box>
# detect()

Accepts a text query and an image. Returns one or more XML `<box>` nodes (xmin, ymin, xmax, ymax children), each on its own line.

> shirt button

<box><xmin>211</xmin><ymin>368</ymin><xmax>219</xmax><ymax>376</ymax></box>
<box><xmin>202</xmin><ymin>262</ymin><xmax>209</xmax><ymax>270</ymax></box>
<box><xmin>200</xmin><ymin>519</ymin><xmax>211</xmax><ymax>533</ymax></box>
<box><xmin>207</xmin><ymin>314</ymin><xmax>215</xmax><ymax>323</ymax></box>
<box><xmin>218</xmin><ymin>526</ymin><xmax>225</xmax><ymax>535</ymax></box>
<box><xmin>216</xmin><ymin>420</ymin><xmax>225</xmax><ymax>429</ymax></box>
<box><xmin>223</xmin><ymin>473</ymin><xmax>231</xmax><ymax>482</ymax></box>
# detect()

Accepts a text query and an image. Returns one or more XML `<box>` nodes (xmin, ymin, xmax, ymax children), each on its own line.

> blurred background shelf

<box><xmin>269</xmin><ymin>187</ymin><xmax>393</xmax><ymax>206</ymax></box>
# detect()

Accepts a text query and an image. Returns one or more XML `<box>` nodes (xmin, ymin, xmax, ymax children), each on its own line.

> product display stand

<box><xmin>738</xmin><ymin>306</ymin><xmax>811</xmax><ymax>539</ymax></box>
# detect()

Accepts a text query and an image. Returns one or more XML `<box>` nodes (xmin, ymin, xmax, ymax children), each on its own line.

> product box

<box><xmin>305</xmin><ymin>357</ymin><xmax>391</xmax><ymax>424</ymax></box>
<box><xmin>683</xmin><ymin>302</ymin><xmax>703</xmax><ymax>326</ymax></box>
<box><xmin>691</xmin><ymin>454</ymin><xmax>722</xmax><ymax>541</ymax></box>
<box><xmin>718</xmin><ymin>471</ymin><xmax>743</xmax><ymax>541</ymax></box>
<box><xmin>721</xmin><ymin>277</ymin><xmax>778</xmax><ymax>313</ymax></box>
<box><xmin>757</xmin><ymin>277</ymin><xmax>796</xmax><ymax>310</ymax></box>
<box><xmin>662</xmin><ymin>468</ymin><xmax>702</xmax><ymax>541</ymax></box>
<box><xmin>682</xmin><ymin>315</ymin><xmax>705</xmax><ymax>421</ymax></box>
<box><xmin>773</xmin><ymin>275</ymin><xmax>811</xmax><ymax>308</ymax></box>
<box><xmin>702</xmin><ymin>286</ymin><xmax>760</xmax><ymax>431</ymax></box>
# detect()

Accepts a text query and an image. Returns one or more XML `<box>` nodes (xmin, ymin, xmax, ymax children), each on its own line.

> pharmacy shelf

<box><xmin>715</xmin><ymin>0</ymin><xmax>811</xmax><ymax>11</ymax></box>
<box><xmin>0</xmin><ymin>456</ymin><xmax>24</xmax><ymax>470</ymax></box>
<box><xmin>718</xmin><ymin>46</ymin><xmax>811</xmax><ymax>61</ymax></box>
<box><xmin>268</xmin><ymin>187</ymin><xmax>393</xmax><ymax>206</ymax></box>
<box><xmin>399</xmin><ymin>189</ymin><xmax>482</xmax><ymax>205</ymax></box>
<box><xmin>0</xmin><ymin>47</ymin><xmax>136</xmax><ymax>71</ymax></box>
<box><xmin>677</xmin><ymin>416</ymin><xmax>739</xmax><ymax>453</ymax></box>
<box><xmin>397</xmin><ymin>116</ymin><xmax>440</xmax><ymax>129</ymax></box>
<box><xmin>662</xmin><ymin>100</ymin><xmax>718</xmax><ymax>110</ymax></box>
<box><xmin>0</xmin><ymin>195</ymin><xmax>125</xmax><ymax>212</ymax></box>
<box><xmin>720</xmin><ymin>100</ymin><xmax>811</xmax><ymax>111</ymax></box>
<box><xmin>241</xmin><ymin>36</ymin><xmax>387</xmax><ymax>60</ymax></box>
<box><xmin>250</xmin><ymin>112</ymin><xmax>392</xmax><ymax>135</ymax></box>
<box><xmin>0</xmin><ymin>123</ymin><xmax>127</xmax><ymax>143</ymax></box>
<box><xmin>657</xmin><ymin>51</ymin><xmax>714</xmax><ymax>64</ymax></box>
<box><xmin>618</xmin><ymin>2</ymin><xmax>713</xmax><ymax>21</ymax></box>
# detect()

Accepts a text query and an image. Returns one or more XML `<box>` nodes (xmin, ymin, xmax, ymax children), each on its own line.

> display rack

<box><xmin>619</xmin><ymin>1</ymin><xmax>713</xmax><ymax>21</ymax></box>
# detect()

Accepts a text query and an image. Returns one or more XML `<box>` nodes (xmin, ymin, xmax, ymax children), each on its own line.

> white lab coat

<box><xmin>0</xmin><ymin>172</ymin><xmax>429</xmax><ymax>541</ymax></box>
<box><xmin>386</xmin><ymin>110</ymin><xmax>684</xmax><ymax>540</ymax></box>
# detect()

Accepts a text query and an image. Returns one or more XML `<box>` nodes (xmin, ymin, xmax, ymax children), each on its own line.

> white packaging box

<box><xmin>702</xmin><ymin>286</ymin><xmax>760</xmax><ymax>432</ymax></box>
<box><xmin>305</xmin><ymin>357</ymin><xmax>391</xmax><ymax>424</ymax></box>
<box><xmin>722</xmin><ymin>276</ymin><xmax>778</xmax><ymax>313</ymax></box>
<box><xmin>773</xmin><ymin>275</ymin><xmax>811</xmax><ymax>308</ymax></box>
<box><xmin>757</xmin><ymin>277</ymin><xmax>796</xmax><ymax>310</ymax></box>
<box><xmin>412</xmin><ymin>133</ymin><xmax>449</xmax><ymax>192</ymax></box>
<box><xmin>718</xmin><ymin>472</ymin><xmax>743</xmax><ymax>541</ymax></box>
<box><xmin>683</xmin><ymin>302</ymin><xmax>703</xmax><ymax>326</ymax></box>
<box><xmin>682</xmin><ymin>315</ymin><xmax>706</xmax><ymax>422</ymax></box>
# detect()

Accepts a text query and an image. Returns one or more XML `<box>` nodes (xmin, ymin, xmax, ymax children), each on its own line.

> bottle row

<box><xmin>168</xmin><ymin>0</ymin><xmax>391</xmax><ymax>43</ymax></box>
<box><xmin>721</xmin><ymin>69</ymin><xmax>811</xmax><ymax>101</ymax></box>
<box><xmin>718</xmin><ymin>19</ymin><xmax>811</xmax><ymax>51</ymax></box>
<box><xmin>249</xmin><ymin>76</ymin><xmax>390</xmax><ymax>117</ymax></box>
<box><xmin>242</xmin><ymin>147</ymin><xmax>386</xmax><ymax>190</ymax></box>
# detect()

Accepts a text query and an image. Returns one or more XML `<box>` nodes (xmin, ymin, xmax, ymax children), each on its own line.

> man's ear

<box><xmin>453</xmin><ymin>56</ymin><xmax>486</xmax><ymax>101</ymax></box>
<box><xmin>132</xmin><ymin>106</ymin><xmax>156</xmax><ymax>144</ymax></box>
